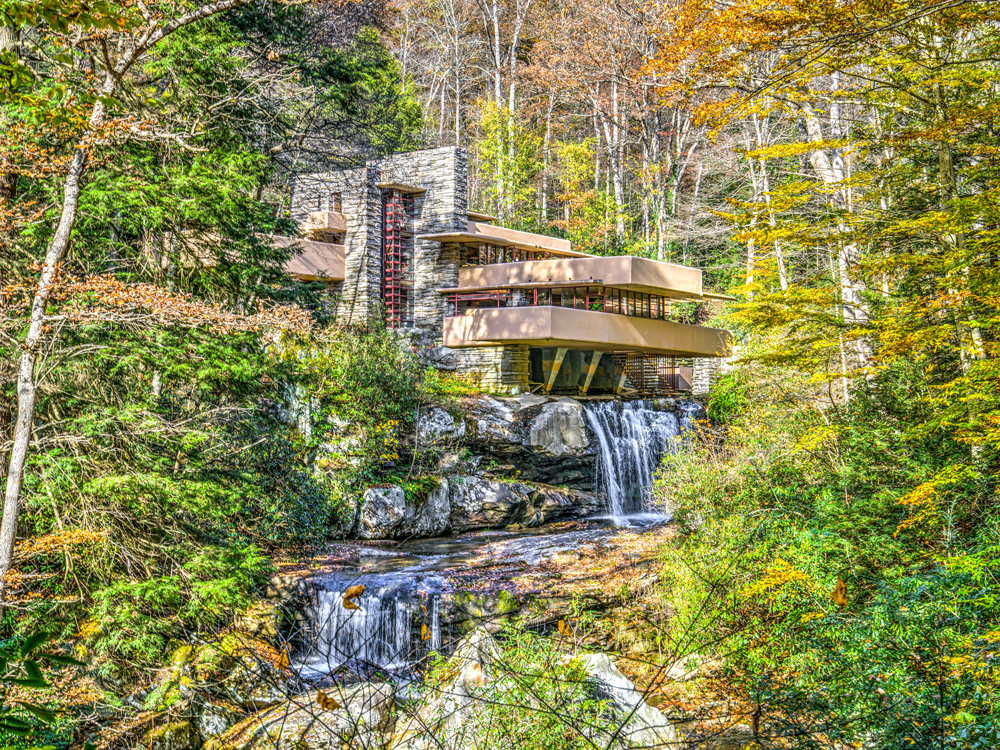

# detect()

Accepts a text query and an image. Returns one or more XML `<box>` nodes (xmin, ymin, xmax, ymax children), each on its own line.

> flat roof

<box><xmin>467</xmin><ymin>210</ymin><xmax>498</xmax><ymax>223</ymax></box>
<box><xmin>418</xmin><ymin>231</ymin><xmax>593</xmax><ymax>258</ymax></box>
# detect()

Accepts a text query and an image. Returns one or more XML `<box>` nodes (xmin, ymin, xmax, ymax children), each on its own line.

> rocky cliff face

<box><xmin>457</xmin><ymin>394</ymin><xmax>596</xmax><ymax>490</ymax></box>
<box><xmin>350</xmin><ymin>394</ymin><xmax>599</xmax><ymax>540</ymax></box>
<box><xmin>335</xmin><ymin>393</ymin><xmax>703</xmax><ymax>540</ymax></box>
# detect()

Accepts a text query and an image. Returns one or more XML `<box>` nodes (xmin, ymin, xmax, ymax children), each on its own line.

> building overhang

<box><xmin>376</xmin><ymin>181</ymin><xmax>427</xmax><ymax>194</ymax></box>
<box><xmin>303</xmin><ymin>211</ymin><xmax>347</xmax><ymax>234</ymax></box>
<box><xmin>454</xmin><ymin>255</ymin><xmax>733</xmax><ymax>301</ymax></box>
<box><xmin>418</xmin><ymin>224</ymin><xmax>591</xmax><ymax>258</ymax></box>
<box><xmin>268</xmin><ymin>235</ymin><xmax>346</xmax><ymax>281</ymax></box>
<box><xmin>443</xmin><ymin>306</ymin><xmax>732</xmax><ymax>358</ymax></box>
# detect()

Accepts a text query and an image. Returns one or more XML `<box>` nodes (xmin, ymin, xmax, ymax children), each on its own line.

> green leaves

<box><xmin>0</xmin><ymin>630</ymin><xmax>85</xmax><ymax>740</ymax></box>
<box><xmin>0</xmin><ymin>0</ymin><xmax>137</xmax><ymax>33</ymax></box>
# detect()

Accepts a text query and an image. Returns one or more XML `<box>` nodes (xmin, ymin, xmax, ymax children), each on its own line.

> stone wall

<box><xmin>453</xmin><ymin>345</ymin><xmax>530</xmax><ymax>393</ymax></box>
<box><xmin>290</xmin><ymin>148</ymin><xmax>467</xmax><ymax>339</ymax></box>
<box><xmin>291</xmin><ymin>165</ymin><xmax>381</xmax><ymax>325</ymax></box>
<box><xmin>692</xmin><ymin>346</ymin><xmax>739</xmax><ymax>395</ymax></box>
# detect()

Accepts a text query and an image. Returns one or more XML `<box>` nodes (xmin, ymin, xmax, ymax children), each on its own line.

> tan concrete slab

<box><xmin>443</xmin><ymin>306</ymin><xmax>731</xmax><ymax>358</ymax></box>
<box><xmin>456</xmin><ymin>255</ymin><xmax>705</xmax><ymax>298</ymax></box>
<box><xmin>303</xmin><ymin>211</ymin><xmax>347</xmax><ymax>234</ymax></box>
<box><xmin>416</xmin><ymin>231</ymin><xmax>591</xmax><ymax>258</ymax></box>
<box><xmin>269</xmin><ymin>235</ymin><xmax>345</xmax><ymax>281</ymax></box>
<box><xmin>466</xmin><ymin>221</ymin><xmax>572</xmax><ymax>253</ymax></box>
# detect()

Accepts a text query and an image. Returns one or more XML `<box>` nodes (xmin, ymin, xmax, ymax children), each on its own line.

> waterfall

<box><xmin>583</xmin><ymin>400</ymin><xmax>700</xmax><ymax>524</ymax></box>
<box><xmin>295</xmin><ymin>573</ymin><xmax>442</xmax><ymax>678</ymax></box>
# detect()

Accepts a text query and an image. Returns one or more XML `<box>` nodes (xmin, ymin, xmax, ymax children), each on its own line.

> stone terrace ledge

<box><xmin>444</xmin><ymin>306</ymin><xmax>732</xmax><ymax>357</ymax></box>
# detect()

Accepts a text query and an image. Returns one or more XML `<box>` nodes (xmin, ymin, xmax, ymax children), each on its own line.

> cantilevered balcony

<box><xmin>269</xmin><ymin>235</ymin><xmax>345</xmax><ymax>281</ymax></box>
<box><xmin>302</xmin><ymin>211</ymin><xmax>347</xmax><ymax>243</ymax></box>
<box><xmin>443</xmin><ymin>306</ymin><xmax>731</xmax><ymax>358</ymax></box>
<box><xmin>455</xmin><ymin>255</ymin><xmax>728</xmax><ymax>302</ymax></box>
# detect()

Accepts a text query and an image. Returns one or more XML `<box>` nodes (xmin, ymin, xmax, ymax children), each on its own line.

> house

<box><xmin>274</xmin><ymin>147</ymin><xmax>732</xmax><ymax>395</ymax></box>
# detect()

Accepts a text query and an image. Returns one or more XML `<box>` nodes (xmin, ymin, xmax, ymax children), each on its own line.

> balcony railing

<box><xmin>443</xmin><ymin>284</ymin><xmax>684</xmax><ymax>322</ymax></box>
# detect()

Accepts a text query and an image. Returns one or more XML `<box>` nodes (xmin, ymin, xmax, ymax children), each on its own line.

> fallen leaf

<box><xmin>343</xmin><ymin>584</ymin><xmax>365</xmax><ymax>610</ymax></box>
<box><xmin>344</xmin><ymin>584</ymin><xmax>365</xmax><ymax>600</ymax></box>
<box><xmin>317</xmin><ymin>690</ymin><xmax>341</xmax><ymax>710</ymax></box>
<box><xmin>832</xmin><ymin>577</ymin><xmax>847</xmax><ymax>608</ymax></box>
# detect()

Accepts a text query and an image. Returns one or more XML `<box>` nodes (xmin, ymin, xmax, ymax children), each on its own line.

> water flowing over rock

<box><xmin>583</xmin><ymin>399</ymin><xmax>704</xmax><ymax>523</ymax></box>
<box><xmin>296</xmin><ymin>573</ymin><xmax>443</xmax><ymax>678</ymax></box>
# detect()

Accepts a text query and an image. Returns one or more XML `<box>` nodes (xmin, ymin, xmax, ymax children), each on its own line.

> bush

<box><xmin>651</xmin><ymin>358</ymin><xmax>1000</xmax><ymax>748</ymax></box>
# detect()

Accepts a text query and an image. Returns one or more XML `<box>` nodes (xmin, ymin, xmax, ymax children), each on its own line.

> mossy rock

<box><xmin>142</xmin><ymin>719</ymin><xmax>200</xmax><ymax>750</ymax></box>
<box><xmin>149</xmin><ymin>635</ymin><xmax>287</xmax><ymax>712</ymax></box>
<box><xmin>451</xmin><ymin>590</ymin><xmax>520</xmax><ymax>632</ymax></box>
<box><xmin>203</xmin><ymin>685</ymin><xmax>394</xmax><ymax>750</ymax></box>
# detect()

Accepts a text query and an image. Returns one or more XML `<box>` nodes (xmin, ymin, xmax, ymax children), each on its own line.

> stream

<box><xmin>291</xmin><ymin>399</ymin><xmax>699</xmax><ymax>682</ymax></box>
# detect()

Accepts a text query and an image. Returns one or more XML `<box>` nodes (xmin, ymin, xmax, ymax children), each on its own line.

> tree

<box><xmin>0</xmin><ymin>0</ymin><xmax>305</xmax><ymax>611</ymax></box>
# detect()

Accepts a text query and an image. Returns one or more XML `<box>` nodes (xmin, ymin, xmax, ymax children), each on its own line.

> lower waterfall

<box><xmin>583</xmin><ymin>400</ymin><xmax>699</xmax><ymax>524</ymax></box>
<box><xmin>295</xmin><ymin>572</ymin><xmax>442</xmax><ymax>679</ymax></box>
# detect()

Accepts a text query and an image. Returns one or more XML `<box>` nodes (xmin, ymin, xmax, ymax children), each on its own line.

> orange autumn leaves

<box><xmin>0</xmin><ymin>272</ymin><xmax>314</xmax><ymax>335</ymax></box>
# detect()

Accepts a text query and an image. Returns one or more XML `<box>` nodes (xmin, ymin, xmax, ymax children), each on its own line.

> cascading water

<box><xmin>295</xmin><ymin>573</ymin><xmax>443</xmax><ymax>679</ymax></box>
<box><xmin>583</xmin><ymin>400</ymin><xmax>701</xmax><ymax>524</ymax></box>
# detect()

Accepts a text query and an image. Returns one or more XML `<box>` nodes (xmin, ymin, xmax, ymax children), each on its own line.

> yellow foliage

<box><xmin>741</xmin><ymin>559</ymin><xmax>816</xmax><ymax>602</ymax></box>
<box><xmin>893</xmin><ymin>465</ymin><xmax>977</xmax><ymax>537</ymax></box>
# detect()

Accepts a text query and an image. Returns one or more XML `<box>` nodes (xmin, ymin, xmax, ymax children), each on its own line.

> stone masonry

<box><xmin>291</xmin><ymin>148</ymin><xmax>467</xmax><ymax>340</ymax></box>
<box><xmin>452</xmin><ymin>345</ymin><xmax>530</xmax><ymax>394</ymax></box>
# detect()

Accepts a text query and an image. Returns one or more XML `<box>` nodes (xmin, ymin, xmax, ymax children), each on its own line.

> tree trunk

<box><xmin>541</xmin><ymin>93</ymin><xmax>553</xmax><ymax>226</ymax></box>
<box><xmin>0</xmin><ymin>144</ymin><xmax>90</xmax><ymax>608</ymax></box>
<box><xmin>0</xmin><ymin>26</ymin><xmax>19</xmax><ymax>202</ymax></box>
<box><xmin>0</xmin><ymin>0</ymin><xmax>257</xmax><ymax>613</ymax></box>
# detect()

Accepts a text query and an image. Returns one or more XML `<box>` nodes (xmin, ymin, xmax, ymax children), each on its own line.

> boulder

<box><xmin>417</xmin><ymin>407</ymin><xmax>466</xmax><ymax>444</ymax></box>
<box><xmin>418</xmin><ymin>346</ymin><xmax>458</xmax><ymax>370</ymax></box>
<box><xmin>358</xmin><ymin>486</ymin><xmax>407</xmax><ymax>539</ymax></box>
<box><xmin>467</xmin><ymin>397</ymin><xmax>517</xmax><ymax>442</ymax></box>
<box><xmin>527</xmin><ymin>397</ymin><xmax>589</xmax><ymax>455</ymax></box>
<box><xmin>447</xmin><ymin>477</ymin><xmax>530</xmax><ymax>531</ymax></box>
<box><xmin>205</xmin><ymin>683</ymin><xmax>395</xmax><ymax>750</ymax></box>
<box><xmin>400</xmin><ymin>478</ymin><xmax>450</xmax><ymax>538</ymax></box>
<box><xmin>450</xmin><ymin>590</ymin><xmax>520</xmax><ymax>634</ymax></box>
<box><xmin>578</xmin><ymin>653</ymin><xmax>681</xmax><ymax>748</ymax></box>
<box><xmin>447</xmin><ymin>476</ymin><xmax>597</xmax><ymax>533</ymax></box>
<box><xmin>391</xmin><ymin>629</ymin><xmax>500</xmax><ymax>750</ymax></box>
<box><xmin>461</xmin><ymin>395</ymin><xmax>596</xmax><ymax>490</ymax></box>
